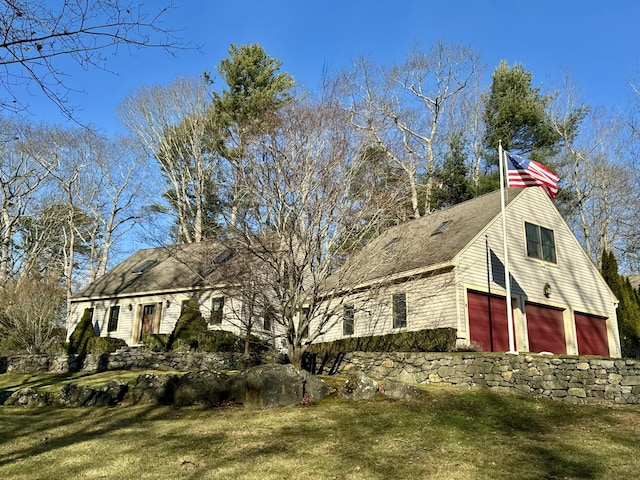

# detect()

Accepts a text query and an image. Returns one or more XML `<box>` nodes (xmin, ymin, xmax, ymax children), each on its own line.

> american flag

<box><xmin>505</xmin><ymin>151</ymin><xmax>559</xmax><ymax>197</ymax></box>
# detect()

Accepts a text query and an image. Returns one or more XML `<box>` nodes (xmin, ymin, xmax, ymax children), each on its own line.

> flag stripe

<box><xmin>505</xmin><ymin>151</ymin><xmax>559</xmax><ymax>197</ymax></box>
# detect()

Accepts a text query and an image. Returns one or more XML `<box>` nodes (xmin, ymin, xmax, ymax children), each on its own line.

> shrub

<box><xmin>196</xmin><ymin>330</ymin><xmax>271</xmax><ymax>354</ymax></box>
<box><xmin>86</xmin><ymin>337</ymin><xmax>127</xmax><ymax>354</ymax></box>
<box><xmin>67</xmin><ymin>309</ymin><xmax>97</xmax><ymax>355</ymax></box>
<box><xmin>143</xmin><ymin>334</ymin><xmax>169</xmax><ymax>352</ymax></box>
<box><xmin>306</xmin><ymin>328</ymin><xmax>457</xmax><ymax>355</ymax></box>
<box><xmin>197</xmin><ymin>330</ymin><xmax>239</xmax><ymax>352</ymax></box>
<box><xmin>167</xmin><ymin>299</ymin><xmax>206</xmax><ymax>351</ymax></box>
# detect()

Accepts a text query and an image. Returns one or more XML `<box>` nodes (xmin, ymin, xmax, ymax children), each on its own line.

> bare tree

<box><xmin>74</xmin><ymin>136</ymin><xmax>146</xmax><ymax>281</ymax></box>
<box><xmin>345</xmin><ymin>43</ymin><xmax>483</xmax><ymax>218</ymax></box>
<box><xmin>549</xmin><ymin>75</ymin><xmax>639</xmax><ymax>270</ymax></box>
<box><xmin>225</xmin><ymin>90</ymin><xmax>395</xmax><ymax>367</ymax></box>
<box><xmin>119</xmin><ymin>76</ymin><xmax>218</xmax><ymax>243</ymax></box>
<box><xmin>0</xmin><ymin>272</ymin><xmax>65</xmax><ymax>354</ymax></box>
<box><xmin>0</xmin><ymin>118</ymin><xmax>47</xmax><ymax>281</ymax></box>
<box><xmin>0</xmin><ymin>0</ymin><xmax>181</xmax><ymax>117</ymax></box>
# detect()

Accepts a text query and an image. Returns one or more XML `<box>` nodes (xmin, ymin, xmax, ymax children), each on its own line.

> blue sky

<box><xmin>22</xmin><ymin>0</ymin><xmax>640</xmax><ymax>135</ymax></box>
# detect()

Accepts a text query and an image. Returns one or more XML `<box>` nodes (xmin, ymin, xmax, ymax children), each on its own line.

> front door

<box><xmin>141</xmin><ymin>304</ymin><xmax>156</xmax><ymax>339</ymax></box>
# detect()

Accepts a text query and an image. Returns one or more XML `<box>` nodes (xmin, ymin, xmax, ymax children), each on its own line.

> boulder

<box><xmin>173</xmin><ymin>371</ymin><xmax>230</xmax><ymax>407</ymax></box>
<box><xmin>379</xmin><ymin>379</ymin><xmax>426</xmax><ymax>401</ymax></box>
<box><xmin>5</xmin><ymin>387</ymin><xmax>52</xmax><ymax>407</ymax></box>
<box><xmin>56</xmin><ymin>384</ymin><xmax>96</xmax><ymax>407</ymax></box>
<box><xmin>90</xmin><ymin>380</ymin><xmax>129</xmax><ymax>407</ymax></box>
<box><xmin>229</xmin><ymin>364</ymin><xmax>329</xmax><ymax>409</ymax></box>
<box><xmin>338</xmin><ymin>370</ymin><xmax>380</xmax><ymax>401</ymax></box>
<box><xmin>130</xmin><ymin>373</ymin><xmax>180</xmax><ymax>405</ymax></box>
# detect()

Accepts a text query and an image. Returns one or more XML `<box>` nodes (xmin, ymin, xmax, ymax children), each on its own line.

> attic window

<box><xmin>383</xmin><ymin>237</ymin><xmax>399</xmax><ymax>249</ymax></box>
<box><xmin>132</xmin><ymin>259</ymin><xmax>156</xmax><ymax>274</ymax></box>
<box><xmin>215</xmin><ymin>251</ymin><xmax>232</xmax><ymax>263</ymax></box>
<box><xmin>431</xmin><ymin>220</ymin><xmax>452</xmax><ymax>236</ymax></box>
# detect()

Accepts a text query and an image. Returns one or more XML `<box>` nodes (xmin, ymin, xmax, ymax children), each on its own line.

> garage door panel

<box><xmin>575</xmin><ymin>313</ymin><xmax>609</xmax><ymax>357</ymax></box>
<box><xmin>468</xmin><ymin>291</ymin><xmax>510</xmax><ymax>352</ymax></box>
<box><xmin>526</xmin><ymin>303</ymin><xmax>566</xmax><ymax>354</ymax></box>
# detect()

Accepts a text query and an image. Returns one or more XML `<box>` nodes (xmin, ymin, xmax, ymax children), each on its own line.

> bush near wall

<box><xmin>306</xmin><ymin>328</ymin><xmax>457</xmax><ymax>356</ymax></box>
<box><xmin>86</xmin><ymin>337</ymin><xmax>127</xmax><ymax>355</ymax></box>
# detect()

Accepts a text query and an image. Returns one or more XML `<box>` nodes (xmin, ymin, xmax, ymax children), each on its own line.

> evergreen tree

<box><xmin>167</xmin><ymin>298</ymin><xmax>207</xmax><ymax>351</ymax></box>
<box><xmin>429</xmin><ymin>132</ymin><xmax>473</xmax><ymax>210</ymax></box>
<box><xmin>482</xmin><ymin>60</ymin><xmax>568</xmax><ymax>181</ymax></box>
<box><xmin>601</xmin><ymin>250</ymin><xmax>640</xmax><ymax>357</ymax></box>
<box><xmin>67</xmin><ymin>308</ymin><xmax>97</xmax><ymax>355</ymax></box>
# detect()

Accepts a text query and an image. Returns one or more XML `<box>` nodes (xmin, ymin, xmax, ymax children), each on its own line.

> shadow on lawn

<box><xmin>0</xmin><ymin>391</ymin><xmax>637</xmax><ymax>479</ymax></box>
<box><xmin>0</xmin><ymin>404</ymin><xmax>230</xmax><ymax>479</ymax></box>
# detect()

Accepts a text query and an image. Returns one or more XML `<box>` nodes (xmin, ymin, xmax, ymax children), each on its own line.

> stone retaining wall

<box><xmin>309</xmin><ymin>352</ymin><xmax>640</xmax><ymax>405</ymax></box>
<box><xmin>0</xmin><ymin>349</ymin><xmax>267</xmax><ymax>374</ymax></box>
<box><xmin>4</xmin><ymin>350</ymin><xmax>640</xmax><ymax>405</ymax></box>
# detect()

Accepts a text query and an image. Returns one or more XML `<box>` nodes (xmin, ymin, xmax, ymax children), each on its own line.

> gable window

<box><xmin>210</xmin><ymin>297</ymin><xmax>224</xmax><ymax>324</ymax></box>
<box><xmin>525</xmin><ymin>222</ymin><xmax>557</xmax><ymax>263</ymax></box>
<box><xmin>343</xmin><ymin>305</ymin><xmax>355</xmax><ymax>336</ymax></box>
<box><xmin>107</xmin><ymin>306</ymin><xmax>120</xmax><ymax>332</ymax></box>
<box><xmin>393</xmin><ymin>293</ymin><xmax>407</xmax><ymax>328</ymax></box>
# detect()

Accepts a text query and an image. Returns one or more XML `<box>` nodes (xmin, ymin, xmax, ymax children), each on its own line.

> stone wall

<box><xmin>308</xmin><ymin>351</ymin><xmax>640</xmax><ymax>405</ymax></box>
<box><xmin>4</xmin><ymin>350</ymin><xmax>640</xmax><ymax>406</ymax></box>
<box><xmin>0</xmin><ymin>349</ymin><xmax>267</xmax><ymax>374</ymax></box>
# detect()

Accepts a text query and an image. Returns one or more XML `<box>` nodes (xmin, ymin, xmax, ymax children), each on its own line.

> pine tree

<box><xmin>601</xmin><ymin>250</ymin><xmax>640</xmax><ymax>357</ymax></box>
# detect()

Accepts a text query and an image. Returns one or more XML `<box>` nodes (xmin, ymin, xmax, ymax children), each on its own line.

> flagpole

<box><xmin>499</xmin><ymin>141</ymin><xmax>517</xmax><ymax>354</ymax></box>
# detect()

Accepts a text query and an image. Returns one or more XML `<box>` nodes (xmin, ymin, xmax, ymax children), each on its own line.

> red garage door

<box><xmin>526</xmin><ymin>303</ymin><xmax>566</xmax><ymax>354</ymax></box>
<box><xmin>468</xmin><ymin>291</ymin><xmax>511</xmax><ymax>352</ymax></box>
<box><xmin>575</xmin><ymin>313</ymin><xmax>609</xmax><ymax>357</ymax></box>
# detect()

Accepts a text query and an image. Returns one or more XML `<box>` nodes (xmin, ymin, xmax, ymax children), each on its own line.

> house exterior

<box><xmin>312</xmin><ymin>187</ymin><xmax>621</xmax><ymax>358</ymax></box>
<box><xmin>67</xmin><ymin>242</ymin><xmax>277</xmax><ymax>347</ymax></box>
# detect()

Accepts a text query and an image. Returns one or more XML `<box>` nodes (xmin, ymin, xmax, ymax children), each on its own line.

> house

<box><xmin>67</xmin><ymin>242</ymin><xmax>277</xmax><ymax>347</ymax></box>
<box><xmin>312</xmin><ymin>187</ymin><xmax>621</xmax><ymax>358</ymax></box>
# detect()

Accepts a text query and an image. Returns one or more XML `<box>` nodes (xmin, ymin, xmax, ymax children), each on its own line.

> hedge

<box><xmin>305</xmin><ymin>328</ymin><xmax>457</xmax><ymax>355</ymax></box>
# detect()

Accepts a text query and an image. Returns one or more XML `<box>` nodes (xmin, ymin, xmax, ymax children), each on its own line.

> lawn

<box><xmin>0</xmin><ymin>371</ymin><xmax>639</xmax><ymax>479</ymax></box>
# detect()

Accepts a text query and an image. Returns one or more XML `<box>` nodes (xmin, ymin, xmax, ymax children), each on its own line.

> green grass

<box><xmin>0</xmin><ymin>372</ymin><xmax>639</xmax><ymax>479</ymax></box>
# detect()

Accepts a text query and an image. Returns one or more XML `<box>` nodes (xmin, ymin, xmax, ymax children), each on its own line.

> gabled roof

<box><xmin>73</xmin><ymin>242</ymin><xmax>237</xmax><ymax>300</ymax></box>
<box><xmin>327</xmin><ymin>188</ymin><xmax>524</xmax><ymax>289</ymax></box>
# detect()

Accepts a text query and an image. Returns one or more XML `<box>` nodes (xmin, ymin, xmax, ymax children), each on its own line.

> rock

<box><xmin>90</xmin><ymin>380</ymin><xmax>129</xmax><ymax>407</ymax></box>
<box><xmin>380</xmin><ymin>379</ymin><xmax>426</xmax><ymax>401</ymax></box>
<box><xmin>173</xmin><ymin>371</ymin><xmax>230</xmax><ymax>407</ymax></box>
<box><xmin>130</xmin><ymin>373</ymin><xmax>180</xmax><ymax>405</ymax></box>
<box><xmin>338</xmin><ymin>370</ymin><xmax>379</xmax><ymax>401</ymax></box>
<box><xmin>229</xmin><ymin>364</ymin><xmax>329</xmax><ymax>409</ymax></box>
<box><xmin>5</xmin><ymin>387</ymin><xmax>51</xmax><ymax>407</ymax></box>
<box><xmin>56</xmin><ymin>384</ymin><xmax>97</xmax><ymax>407</ymax></box>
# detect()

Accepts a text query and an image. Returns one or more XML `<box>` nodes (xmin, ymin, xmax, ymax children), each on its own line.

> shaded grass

<box><xmin>0</xmin><ymin>376</ymin><xmax>639</xmax><ymax>480</ymax></box>
<box><xmin>0</xmin><ymin>370</ymin><xmax>184</xmax><ymax>394</ymax></box>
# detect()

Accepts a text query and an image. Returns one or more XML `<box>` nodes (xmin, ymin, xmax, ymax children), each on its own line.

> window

<box><xmin>393</xmin><ymin>293</ymin><xmax>407</xmax><ymax>328</ymax></box>
<box><xmin>525</xmin><ymin>222</ymin><xmax>557</xmax><ymax>263</ymax></box>
<box><xmin>215</xmin><ymin>251</ymin><xmax>232</xmax><ymax>263</ymax></box>
<box><xmin>263</xmin><ymin>306</ymin><xmax>275</xmax><ymax>331</ymax></box>
<box><xmin>343</xmin><ymin>305</ymin><xmax>354</xmax><ymax>335</ymax></box>
<box><xmin>432</xmin><ymin>220</ymin><xmax>452</xmax><ymax>235</ymax></box>
<box><xmin>300</xmin><ymin>308</ymin><xmax>310</xmax><ymax>339</ymax></box>
<box><xmin>132</xmin><ymin>259</ymin><xmax>156</xmax><ymax>274</ymax></box>
<box><xmin>107</xmin><ymin>306</ymin><xmax>120</xmax><ymax>332</ymax></box>
<box><xmin>210</xmin><ymin>297</ymin><xmax>224</xmax><ymax>324</ymax></box>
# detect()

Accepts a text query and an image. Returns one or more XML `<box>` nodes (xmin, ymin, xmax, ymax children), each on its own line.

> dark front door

<box><xmin>141</xmin><ymin>304</ymin><xmax>156</xmax><ymax>338</ymax></box>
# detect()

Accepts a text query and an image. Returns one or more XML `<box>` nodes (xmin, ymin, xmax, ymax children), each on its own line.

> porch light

<box><xmin>543</xmin><ymin>283</ymin><xmax>551</xmax><ymax>298</ymax></box>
